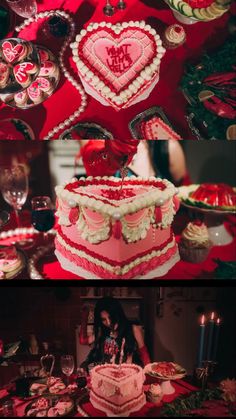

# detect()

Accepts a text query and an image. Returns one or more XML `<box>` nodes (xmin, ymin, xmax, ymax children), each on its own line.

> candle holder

<box><xmin>195</xmin><ymin>360</ymin><xmax>218</xmax><ymax>391</ymax></box>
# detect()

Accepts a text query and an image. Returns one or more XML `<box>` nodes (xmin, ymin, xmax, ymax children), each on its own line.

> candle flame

<box><xmin>217</xmin><ymin>318</ymin><xmax>221</xmax><ymax>324</ymax></box>
<box><xmin>201</xmin><ymin>315</ymin><xmax>205</xmax><ymax>325</ymax></box>
<box><xmin>211</xmin><ymin>312</ymin><xmax>215</xmax><ymax>321</ymax></box>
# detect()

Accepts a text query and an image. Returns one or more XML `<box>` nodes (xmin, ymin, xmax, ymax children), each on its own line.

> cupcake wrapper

<box><xmin>179</xmin><ymin>243</ymin><xmax>211</xmax><ymax>263</ymax></box>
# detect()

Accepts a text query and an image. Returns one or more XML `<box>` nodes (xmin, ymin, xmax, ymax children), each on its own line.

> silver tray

<box><xmin>59</xmin><ymin>122</ymin><xmax>114</xmax><ymax>140</ymax></box>
<box><xmin>129</xmin><ymin>106</ymin><xmax>180</xmax><ymax>139</ymax></box>
<box><xmin>1</xmin><ymin>45</ymin><xmax>60</xmax><ymax>109</ymax></box>
<box><xmin>0</xmin><ymin>38</ymin><xmax>40</xmax><ymax>95</ymax></box>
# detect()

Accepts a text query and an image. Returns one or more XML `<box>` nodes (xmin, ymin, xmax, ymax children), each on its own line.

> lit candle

<box><xmin>207</xmin><ymin>312</ymin><xmax>215</xmax><ymax>360</ymax></box>
<box><xmin>197</xmin><ymin>315</ymin><xmax>206</xmax><ymax>368</ymax></box>
<box><xmin>212</xmin><ymin>318</ymin><xmax>221</xmax><ymax>362</ymax></box>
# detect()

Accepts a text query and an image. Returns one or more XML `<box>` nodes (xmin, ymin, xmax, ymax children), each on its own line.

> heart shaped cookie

<box><xmin>28</xmin><ymin>77</ymin><xmax>52</xmax><ymax>103</ymax></box>
<box><xmin>2</xmin><ymin>40</ymin><xmax>27</xmax><ymax>63</ymax></box>
<box><xmin>13</xmin><ymin>62</ymin><xmax>38</xmax><ymax>87</ymax></box>
<box><xmin>0</xmin><ymin>61</ymin><xmax>10</xmax><ymax>88</ymax></box>
<box><xmin>71</xmin><ymin>21</ymin><xmax>165</xmax><ymax>111</ymax></box>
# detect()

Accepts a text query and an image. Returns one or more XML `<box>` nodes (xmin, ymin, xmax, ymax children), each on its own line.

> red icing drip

<box><xmin>112</xmin><ymin>220</ymin><xmax>122</xmax><ymax>240</ymax></box>
<box><xmin>65</xmin><ymin>178</ymin><xmax>166</xmax><ymax>192</ymax></box>
<box><xmin>100</xmin><ymin>188</ymin><xmax>136</xmax><ymax>200</ymax></box>
<box><xmin>155</xmin><ymin>207</ymin><xmax>162</xmax><ymax>224</ymax></box>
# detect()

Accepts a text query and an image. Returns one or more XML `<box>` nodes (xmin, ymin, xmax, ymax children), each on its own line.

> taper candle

<box><xmin>212</xmin><ymin>318</ymin><xmax>221</xmax><ymax>361</ymax></box>
<box><xmin>197</xmin><ymin>315</ymin><xmax>206</xmax><ymax>368</ymax></box>
<box><xmin>207</xmin><ymin>312</ymin><xmax>215</xmax><ymax>360</ymax></box>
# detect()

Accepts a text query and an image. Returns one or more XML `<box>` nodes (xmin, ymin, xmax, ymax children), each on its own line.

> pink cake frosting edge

<box><xmin>55</xmin><ymin>235</ymin><xmax>178</xmax><ymax>279</ymax></box>
<box><xmin>90</xmin><ymin>389</ymin><xmax>146</xmax><ymax>416</ymax></box>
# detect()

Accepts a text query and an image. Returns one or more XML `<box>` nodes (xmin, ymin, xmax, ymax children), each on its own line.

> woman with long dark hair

<box><xmin>79</xmin><ymin>297</ymin><xmax>150</xmax><ymax>371</ymax></box>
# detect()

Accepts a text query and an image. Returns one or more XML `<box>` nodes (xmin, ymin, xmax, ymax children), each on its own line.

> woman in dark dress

<box><xmin>79</xmin><ymin>297</ymin><xmax>151</xmax><ymax>372</ymax></box>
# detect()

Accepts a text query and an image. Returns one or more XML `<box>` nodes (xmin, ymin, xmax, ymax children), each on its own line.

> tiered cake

<box><xmin>55</xmin><ymin>176</ymin><xmax>180</xmax><ymax>279</ymax></box>
<box><xmin>71</xmin><ymin>21</ymin><xmax>165</xmax><ymax>111</ymax></box>
<box><xmin>90</xmin><ymin>363</ymin><xmax>146</xmax><ymax>417</ymax></box>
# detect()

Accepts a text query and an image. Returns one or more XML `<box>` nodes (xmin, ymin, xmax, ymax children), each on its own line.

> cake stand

<box><xmin>178</xmin><ymin>185</ymin><xmax>236</xmax><ymax>246</ymax></box>
<box><xmin>144</xmin><ymin>363</ymin><xmax>187</xmax><ymax>396</ymax></box>
<box><xmin>164</xmin><ymin>1</ymin><xmax>198</xmax><ymax>25</ymax></box>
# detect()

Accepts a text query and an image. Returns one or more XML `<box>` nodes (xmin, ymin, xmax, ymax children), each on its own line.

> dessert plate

<box><xmin>144</xmin><ymin>362</ymin><xmax>186</xmax><ymax>381</ymax></box>
<box><xmin>1</xmin><ymin>45</ymin><xmax>60</xmax><ymax>109</ymax></box>
<box><xmin>60</xmin><ymin>122</ymin><xmax>113</xmax><ymax>140</ymax></box>
<box><xmin>0</xmin><ymin>38</ymin><xmax>40</xmax><ymax>94</ymax></box>
<box><xmin>0</xmin><ymin>118</ymin><xmax>35</xmax><ymax>140</ymax></box>
<box><xmin>178</xmin><ymin>185</ymin><xmax>236</xmax><ymax>245</ymax></box>
<box><xmin>0</xmin><ymin>247</ymin><xmax>26</xmax><ymax>280</ymax></box>
<box><xmin>25</xmin><ymin>394</ymin><xmax>75</xmax><ymax>417</ymax></box>
<box><xmin>129</xmin><ymin>106</ymin><xmax>181</xmax><ymax>140</ymax></box>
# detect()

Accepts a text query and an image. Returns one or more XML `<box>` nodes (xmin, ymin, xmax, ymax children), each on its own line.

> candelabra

<box><xmin>195</xmin><ymin>361</ymin><xmax>218</xmax><ymax>391</ymax></box>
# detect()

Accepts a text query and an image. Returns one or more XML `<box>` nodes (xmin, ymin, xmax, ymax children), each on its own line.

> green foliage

<box><xmin>181</xmin><ymin>38</ymin><xmax>236</xmax><ymax>140</ymax></box>
<box><xmin>213</xmin><ymin>259</ymin><xmax>236</xmax><ymax>279</ymax></box>
<box><xmin>160</xmin><ymin>388</ymin><xmax>222</xmax><ymax>417</ymax></box>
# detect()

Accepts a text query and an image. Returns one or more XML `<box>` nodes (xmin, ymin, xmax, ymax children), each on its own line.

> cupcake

<box><xmin>179</xmin><ymin>220</ymin><xmax>212</xmax><ymax>263</ymax></box>
<box><xmin>162</xmin><ymin>24</ymin><xmax>186</xmax><ymax>49</ymax></box>
<box><xmin>146</xmin><ymin>383</ymin><xmax>163</xmax><ymax>404</ymax></box>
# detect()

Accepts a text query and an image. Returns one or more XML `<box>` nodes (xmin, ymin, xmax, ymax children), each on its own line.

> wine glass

<box><xmin>6</xmin><ymin>0</ymin><xmax>37</xmax><ymax>18</ymax></box>
<box><xmin>0</xmin><ymin>164</ymin><xmax>28</xmax><ymax>229</ymax></box>
<box><xmin>76</xmin><ymin>368</ymin><xmax>87</xmax><ymax>389</ymax></box>
<box><xmin>31</xmin><ymin>196</ymin><xmax>55</xmax><ymax>245</ymax></box>
<box><xmin>60</xmin><ymin>355</ymin><xmax>75</xmax><ymax>386</ymax></box>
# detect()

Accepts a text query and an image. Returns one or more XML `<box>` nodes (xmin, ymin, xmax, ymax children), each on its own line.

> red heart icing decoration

<box><xmin>38</xmin><ymin>49</ymin><xmax>50</xmax><ymax>63</ymax></box>
<box><xmin>69</xmin><ymin>208</ymin><xmax>80</xmax><ymax>224</ymax></box>
<box><xmin>79</xmin><ymin>27</ymin><xmax>156</xmax><ymax>93</ymax></box>
<box><xmin>27</xmin><ymin>77</ymin><xmax>51</xmax><ymax>101</ymax></box>
<box><xmin>2</xmin><ymin>41</ymin><xmax>26</xmax><ymax>63</ymax></box>
<box><xmin>39</xmin><ymin>61</ymin><xmax>56</xmax><ymax>77</ymax></box>
<box><xmin>0</xmin><ymin>62</ymin><xmax>10</xmax><ymax>87</ymax></box>
<box><xmin>13</xmin><ymin>62</ymin><xmax>36</xmax><ymax>85</ymax></box>
<box><xmin>72</xmin><ymin>22</ymin><xmax>165</xmax><ymax>110</ymax></box>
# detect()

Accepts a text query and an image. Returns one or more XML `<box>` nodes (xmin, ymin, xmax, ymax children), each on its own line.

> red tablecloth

<box><xmin>0</xmin><ymin>0</ymin><xmax>233</xmax><ymax>140</ymax></box>
<box><xmin>0</xmin><ymin>377</ymin><xmax>198</xmax><ymax>417</ymax></box>
<box><xmin>0</xmin><ymin>210</ymin><xmax>235</xmax><ymax>279</ymax></box>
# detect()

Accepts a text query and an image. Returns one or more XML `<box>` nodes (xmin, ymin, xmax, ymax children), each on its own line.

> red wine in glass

<box><xmin>31</xmin><ymin>208</ymin><xmax>55</xmax><ymax>232</ymax></box>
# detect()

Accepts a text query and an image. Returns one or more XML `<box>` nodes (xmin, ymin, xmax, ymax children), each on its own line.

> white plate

<box><xmin>144</xmin><ymin>362</ymin><xmax>186</xmax><ymax>381</ymax></box>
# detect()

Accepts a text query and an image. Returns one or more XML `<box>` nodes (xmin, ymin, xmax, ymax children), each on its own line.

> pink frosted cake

<box><xmin>55</xmin><ymin>176</ymin><xmax>180</xmax><ymax>279</ymax></box>
<box><xmin>71</xmin><ymin>21</ymin><xmax>165</xmax><ymax>111</ymax></box>
<box><xmin>90</xmin><ymin>363</ymin><xmax>146</xmax><ymax>416</ymax></box>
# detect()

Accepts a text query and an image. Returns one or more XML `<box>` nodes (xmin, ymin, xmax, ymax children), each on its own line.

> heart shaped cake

<box><xmin>71</xmin><ymin>21</ymin><xmax>165</xmax><ymax>111</ymax></box>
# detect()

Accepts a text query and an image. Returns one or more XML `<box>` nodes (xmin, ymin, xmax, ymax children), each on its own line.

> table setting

<box><xmin>0</xmin><ymin>0</ymin><xmax>235</xmax><ymax>140</ymax></box>
<box><xmin>0</xmin><ymin>353</ymin><xmax>235</xmax><ymax>417</ymax></box>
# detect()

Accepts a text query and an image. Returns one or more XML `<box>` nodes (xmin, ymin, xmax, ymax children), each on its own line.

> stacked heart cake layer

<box><xmin>71</xmin><ymin>21</ymin><xmax>166</xmax><ymax>111</ymax></box>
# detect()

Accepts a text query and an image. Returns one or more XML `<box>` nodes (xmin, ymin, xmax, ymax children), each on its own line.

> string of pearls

<box><xmin>15</xmin><ymin>9</ymin><xmax>88</xmax><ymax>140</ymax></box>
<box><xmin>28</xmin><ymin>240</ymin><xmax>55</xmax><ymax>280</ymax></box>
<box><xmin>76</xmin><ymin>392</ymin><xmax>90</xmax><ymax>417</ymax></box>
<box><xmin>0</xmin><ymin>227</ymin><xmax>38</xmax><ymax>240</ymax></box>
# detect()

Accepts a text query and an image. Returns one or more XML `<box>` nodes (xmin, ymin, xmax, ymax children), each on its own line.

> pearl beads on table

<box><xmin>16</xmin><ymin>9</ymin><xmax>88</xmax><ymax>140</ymax></box>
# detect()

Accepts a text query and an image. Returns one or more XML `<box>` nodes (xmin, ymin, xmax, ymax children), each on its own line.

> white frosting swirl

<box><xmin>165</xmin><ymin>24</ymin><xmax>186</xmax><ymax>44</ymax></box>
<box><xmin>182</xmin><ymin>222</ymin><xmax>209</xmax><ymax>244</ymax></box>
